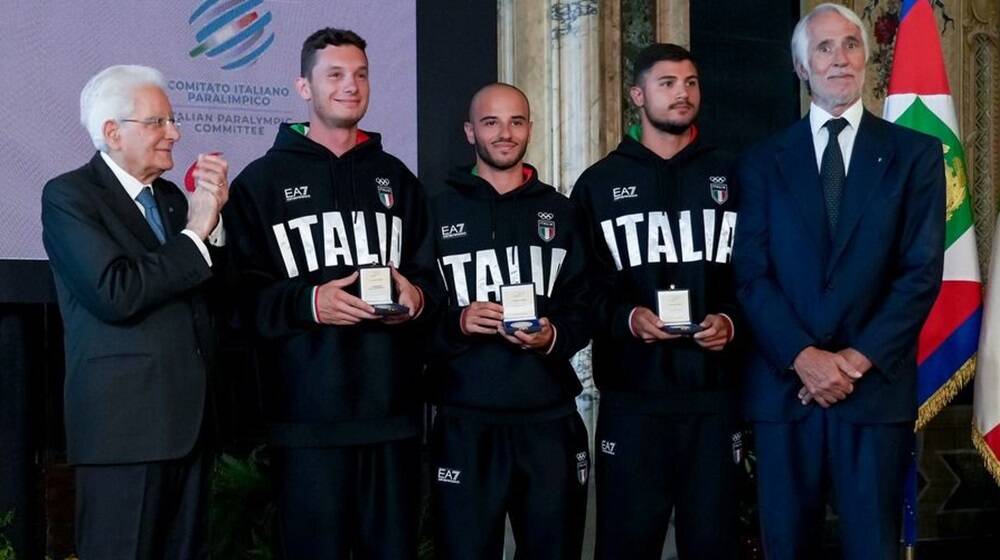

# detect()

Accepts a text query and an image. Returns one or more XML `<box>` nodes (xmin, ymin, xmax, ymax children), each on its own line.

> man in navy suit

<box><xmin>733</xmin><ymin>4</ymin><xmax>944</xmax><ymax>559</ymax></box>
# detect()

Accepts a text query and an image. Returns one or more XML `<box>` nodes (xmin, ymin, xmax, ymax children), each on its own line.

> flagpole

<box><xmin>902</xmin><ymin>432</ymin><xmax>919</xmax><ymax>559</ymax></box>
<box><xmin>885</xmin><ymin>0</ymin><xmax>985</xmax><ymax>550</ymax></box>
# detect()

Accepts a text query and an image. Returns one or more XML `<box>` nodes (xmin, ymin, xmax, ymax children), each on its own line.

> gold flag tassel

<box><xmin>915</xmin><ymin>357</ymin><xmax>976</xmax><ymax>431</ymax></box>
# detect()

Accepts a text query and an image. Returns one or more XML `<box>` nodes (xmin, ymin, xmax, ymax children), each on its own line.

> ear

<box><xmin>525</xmin><ymin>120</ymin><xmax>533</xmax><ymax>144</ymax></box>
<box><xmin>295</xmin><ymin>76</ymin><xmax>312</xmax><ymax>102</ymax></box>
<box><xmin>794</xmin><ymin>62</ymin><xmax>810</xmax><ymax>82</ymax></box>
<box><xmin>463</xmin><ymin>121</ymin><xmax>475</xmax><ymax>145</ymax></box>
<box><xmin>102</xmin><ymin>120</ymin><xmax>121</xmax><ymax>151</ymax></box>
<box><xmin>628</xmin><ymin>85</ymin><xmax>645</xmax><ymax>109</ymax></box>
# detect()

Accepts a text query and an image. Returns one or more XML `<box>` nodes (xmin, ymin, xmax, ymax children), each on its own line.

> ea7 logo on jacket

<box><xmin>709</xmin><ymin>176</ymin><xmax>728</xmax><ymax>205</ymax></box>
<box><xmin>375</xmin><ymin>177</ymin><xmax>394</xmax><ymax>209</ymax></box>
<box><xmin>612</xmin><ymin>186</ymin><xmax>638</xmax><ymax>201</ymax></box>
<box><xmin>441</xmin><ymin>223</ymin><xmax>466</xmax><ymax>240</ymax></box>
<box><xmin>600</xmin><ymin>440</ymin><xmax>617</xmax><ymax>455</ymax></box>
<box><xmin>537</xmin><ymin>212</ymin><xmax>556</xmax><ymax>242</ymax></box>
<box><xmin>283</xmin><ymin>185</ymin><xmax>310</xmax><ymax>202</ymax></box>
<box><xmin>437</xmin><ymin>468</ymin><xmax>461</xmax><ymax>484</ymax></box>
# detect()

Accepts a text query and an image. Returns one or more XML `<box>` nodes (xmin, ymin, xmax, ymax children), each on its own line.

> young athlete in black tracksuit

<box><xmin>225</xmin><ymin>121</ymin><xmax>440</xmax><ymax>558</ymax></box>
<box><xmin>571</xmin><ymin>44</ymin><xmax>742</xmax><ymax>559</ymax></box>
<box><xmin>428</xmin><ymin>84</ymin><xmax>591</xmax><ymax>559</ymax></box>
<box><xmin>223</xmin><ymin>29</ymin><xmax>440</xmax><ymax>560</ymax></box>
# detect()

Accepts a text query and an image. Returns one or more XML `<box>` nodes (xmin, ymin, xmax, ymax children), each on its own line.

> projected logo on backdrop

<box><xmin>188</xmin><ymin>0</ymin><xmax>275</xmax><ymax>71</ymax></box>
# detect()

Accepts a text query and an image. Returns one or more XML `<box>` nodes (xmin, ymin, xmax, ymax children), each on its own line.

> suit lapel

<box><xmin>87</xmin><ymin>153</ymin><xmax>162</xmax><ymax>250</ymax></box>
<box><xmin>827</xmin><ymin>111</ymin><xmax>893</xmax><ymax>276</ymax></box>
<box><xmin>775</xmin><ymin>117</ymin><xmax>828</xmax><ymax>252</ymax></box>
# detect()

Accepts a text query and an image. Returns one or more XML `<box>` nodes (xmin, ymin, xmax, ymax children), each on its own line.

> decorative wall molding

<box><xmin>963</xmin><ymin>0</ymin><xmax>999</xmax><ymax>282</ymax></box>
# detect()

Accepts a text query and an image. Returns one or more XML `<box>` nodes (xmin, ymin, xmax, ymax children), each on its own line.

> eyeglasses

<box><xmin>119</xmin><ymin>116</ymin><xmax>180</xmax><ymax>129</ymax></box>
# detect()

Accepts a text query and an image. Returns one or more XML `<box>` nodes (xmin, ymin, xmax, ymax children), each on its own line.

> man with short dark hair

<box><xmin>299</xmin><ymin>27</ymin><xmax>367</xmax><ymax>78</ymax></box>
<box><xmin>733</xmin><ymin>4</ymin><xmax>944</xmax><ymax>559</ymax></box>
<box><xmin>427</xmin><ymin>83</ymin><xmax>591</xmax><ymax>559</ymax></box>
<box><xmin>224</xmin><ymin>27</ymin><xmax>439</xmax><ymax>559</ymax></box>
<box><xmin>43</xmin><ymin>64</ymin><xmax>228</xmax><ymax>559</ymax></box>
<box><xmin>572</xmin><ymin>44</ymin><xmax>741</xmax><ymax>559</ymax></box>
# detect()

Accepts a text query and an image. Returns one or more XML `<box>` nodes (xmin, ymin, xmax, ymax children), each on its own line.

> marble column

<box><xmin>498</xmin><ymin>3</ymin><xmax>690</xmax><ymax>559</ymax></box>
<box><xmin>497</xmin><ymin>0</ymin><xmax>603</xmax><ymax>449</ymax></box>
<box><xmin>498</xmin><ymin>0</ymin><xmax>602</xmax><ymax>192</ymax></box>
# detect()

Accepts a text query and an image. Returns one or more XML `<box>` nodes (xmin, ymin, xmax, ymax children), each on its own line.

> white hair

<box><xmin>791</xmin><ymin>3</ymin><xmax>870</xmax><ymax>72</ymax></box>
<box><xmin>79</xmin><ymin>65</ymin><xmax>167</xmax><ymax>151</ymax></box>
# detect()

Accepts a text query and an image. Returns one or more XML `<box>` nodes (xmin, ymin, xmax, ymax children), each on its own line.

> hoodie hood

<box><xmin>265</xmin><ymin>122</ymin><xmax>383</xmax><ymax>212</ymax></box>
<box><xmin>268</xmin><ymin>121</ymin><xmax>381</xmax><ymax>160</ymax></box>
<box><xmin>444</xmin><ymin>163</ymin><xmax>552</xmax><ymax>242</ymax></box>
<box><xmin>613</xmin><ymin>124</ymin><xmax>714</xmax><ymax>166</ymax></box>
<box><xmin>444</xmin><ymin>163</ymin><xmax>550</xmax><ymax>200</ymax></box>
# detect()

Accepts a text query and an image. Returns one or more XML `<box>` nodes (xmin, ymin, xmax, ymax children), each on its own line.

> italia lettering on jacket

<box><xmin>599</xmin><ymin>209</ymin><xmax>738</xmax><ymax>270</ymax></box>
<box><xmin>437</xmin><ymin>245</ymin><xmax>567</xmax><ymax>306</ymax></box>
<box><xmin>271</xmin><ymin>211</ymin><xmax>403</xmax><ymax>278</ymax></box>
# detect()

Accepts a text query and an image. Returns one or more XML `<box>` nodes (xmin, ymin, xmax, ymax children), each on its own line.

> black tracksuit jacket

<box><xmin>427</xmin><ymin>165</ymin><xmax>591</xmax><ymax>415</ymax></box>
<box><xmin>224</xmin><ymin>123</ymin><xmax>441</xmax><ymax>446</ymax></box>
<box><xmin>571</xmin><ymin>133</ymin><xmax>742</xmax><ymax>416</ymax></box>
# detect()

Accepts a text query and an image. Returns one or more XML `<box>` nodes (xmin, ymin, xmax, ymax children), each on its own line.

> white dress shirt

<box><xmin>809</xmin><ymin>98</ymin><xmax>864</xmax><ymax>175</ymax></box>
<box><xmin>100</xmin><ymin>151</ymin><xmax>222</xmax><ymax>266</ymax></box>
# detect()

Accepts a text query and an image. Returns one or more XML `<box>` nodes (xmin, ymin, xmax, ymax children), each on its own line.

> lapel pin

<box><xmin>877</xmin><ymin>156</ymin><xmax>883</xmax><ymax>163</ymax></box>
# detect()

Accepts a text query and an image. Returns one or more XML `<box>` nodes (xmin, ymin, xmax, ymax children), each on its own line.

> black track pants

<box><xmin>272</xmin><ymin>437</ymin><xmax>420</xmax><ymax>560</ymax></box>
<box><xmin>595</xmin><ymin>411</ymin><xmax>739</xmax><ymax>560</ymax></box>
<box><xmin>431</xmin><ymin>407</ymin><xmax>589</xmax><ymax>560</ymax></box>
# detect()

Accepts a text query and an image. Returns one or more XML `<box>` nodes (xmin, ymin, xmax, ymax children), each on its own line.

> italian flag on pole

<box><xmin>976</xmin><ymin>219</ymin><xmax>1000</xmax><ymax>483</ymax></box>
<box><xmin>883</xmin><ymin>0</ymin><xmax>983</xmax><ymax>433</ymax></box>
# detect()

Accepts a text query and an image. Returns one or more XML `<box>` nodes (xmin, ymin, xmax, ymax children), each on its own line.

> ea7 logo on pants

<box><xmin>437</xmin><ymin>468</ymin><xmax>461</xmax><ymax>484</ymax></box>
<box><xmin>600</xmin><ymin>440</ymin><xmax>617</xmax><ymax>456</ymax></box>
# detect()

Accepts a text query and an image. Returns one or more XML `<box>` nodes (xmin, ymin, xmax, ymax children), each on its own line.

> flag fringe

<box><xmin>915</xmin><ymin>356</ymin><xmax>976</xmax><ymax>431</ymax></box>
<box><xmin>971</xmin><ymin>423</ymin><xmax>1000</xmax><ymax>486</ymax></box>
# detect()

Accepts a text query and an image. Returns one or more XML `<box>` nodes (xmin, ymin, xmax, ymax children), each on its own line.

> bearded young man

<box><xmin>223</xmin><ymin>28</ymin><xmax>440</xmax><ymax>559</ymax></box>
<box><xmin>571</xmin><ymin>44</ymin><xmax>742</xmax><ymax>559</ymax></box>
<box><xmin>426</xmin><ymin>83</ymin><xmax>591</xmax><ymax>559</ymax></box>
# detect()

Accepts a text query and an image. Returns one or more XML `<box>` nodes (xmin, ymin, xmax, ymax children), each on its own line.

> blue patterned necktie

<box><xmin>136</xmin><ymin>187</ymin><xmax>166</xmax><ymax>244</ymax></box>
<box><xmin>820</xmin><ymin>118</ymin><xmax>849</xmax><ymax>232</ymax></box>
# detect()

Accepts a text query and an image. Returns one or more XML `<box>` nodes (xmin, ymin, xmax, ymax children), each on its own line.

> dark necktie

<box><xmin>136</xmin><ymin>187</ymin><xmax>166</xmax><ymax>244</ymax></box>
<box><xmin>820</xmin><ymin>118</ymin><xmax>849</xmax><ymax>232</ymax></box>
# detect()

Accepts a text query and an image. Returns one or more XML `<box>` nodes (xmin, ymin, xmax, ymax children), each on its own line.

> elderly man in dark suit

<box><xmin>41</xmin><ymin>65</ymin><xmax>228</xmax><ymax>559</ymax></box>
<box><xmin>733</xmin><ymin>4</ymin><xmax>944</xmax><ymax>559</ymax></box>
